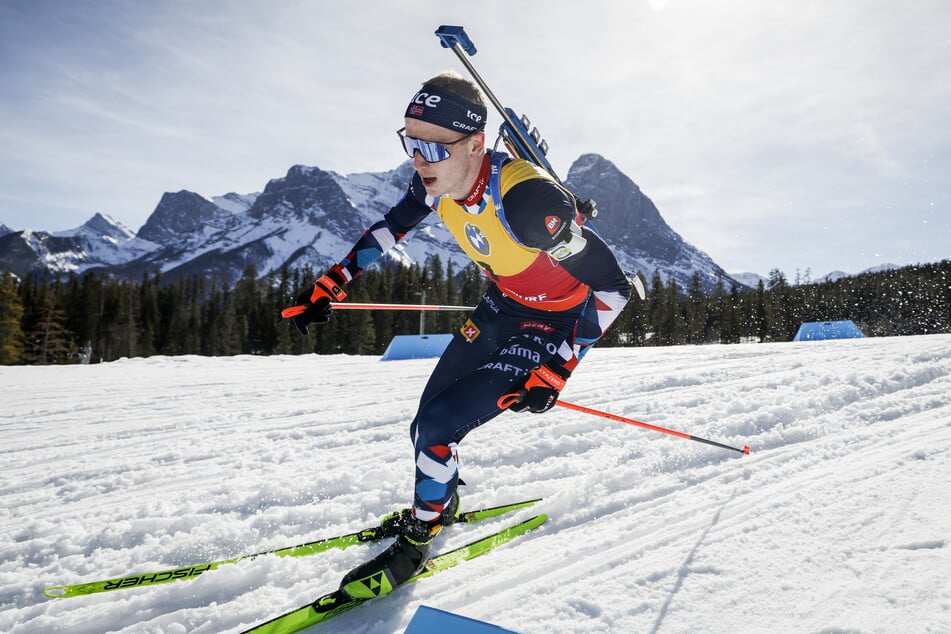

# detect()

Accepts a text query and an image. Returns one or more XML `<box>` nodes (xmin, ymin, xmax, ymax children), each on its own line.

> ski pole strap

<box><xmin>281</xmin><ymin>305</ymin><xmax>306</xmax><ymax>318</ymax></box>
<box><xmin>497</xmin><ymin>392</ymin><xmax>522</xmax><ymax>410</ymax></box>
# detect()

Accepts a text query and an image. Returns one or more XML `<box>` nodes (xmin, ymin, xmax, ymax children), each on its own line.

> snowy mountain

<box><xmin>0</xmin><ymin>213</ymin><xmax>156</xmax><ymax>278</ymax></box>
<box><xmin>730</xmin><ymin>271</ymin><xmax>767</xmax><ymax>288</ymax></box>
<box><xmin>817</xmin><ymin>263</ymin><xmax>902</xmax><ymax>284</ymax></box>
<box><xmin>731</xmin><ymin>264</ymin><xmax>906</xmax><ymax>289</ymax></box>
<box><xmin>0</xmin><ymin>155</ymin><xmax>739</xmax><ymax>290</ymax></box>
<box><xmin>819</xmin><ymin>270</ymin><xmax>850</xmax><ymax>284</ymax></box>
<box><xmin>566</xmin><ymin>154</ymin><xmax>734</xmax><ymax>291</ymax></box>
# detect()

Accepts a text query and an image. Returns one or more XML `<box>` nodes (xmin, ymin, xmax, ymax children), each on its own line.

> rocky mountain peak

<box><xmin>137</xmin><ymin>191</ymin><xmax>234</xmax><ymax>246</ymax></box>
<box><xmin>78</xmin><ymin>213</ymin><xmax>134</xmax><ymax>241</ymax></box>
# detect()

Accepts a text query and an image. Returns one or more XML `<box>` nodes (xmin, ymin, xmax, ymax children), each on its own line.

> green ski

<box><xmin>43</xmin><ymin>499</ymin><xmax>540</xmax><ymax>599</ymax></box>
<box><xmin>241</xmin><ymin>513</ymin><xmax>548</xmax><ymax>634</ymax></box>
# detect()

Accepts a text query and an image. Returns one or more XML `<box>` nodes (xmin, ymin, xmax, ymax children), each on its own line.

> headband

<box><xmin>404</xmin><ymin>84</ymin><xmax>487</xmax><ymax>133</ymax></box>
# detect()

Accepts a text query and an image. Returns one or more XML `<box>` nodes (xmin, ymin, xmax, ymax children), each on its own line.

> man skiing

<box><xmin>284</xmin><ymin>71</ymin><xmax>633</xmax><ymax>599</ymax></box>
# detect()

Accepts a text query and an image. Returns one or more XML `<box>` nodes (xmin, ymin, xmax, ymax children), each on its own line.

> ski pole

<box><xmin>329</xmin><ymin>302</ymin><xmax>474</xmax><ymax>311</ymax></box>
<box><xmin>556</xmin><ymin>400</ymin><xmax>751</xmax><ymax>456</ymax></box>
<box><xmin>282</xmin><ymin>302</ymin><xmax>474</xmax><ymax>318</ymax></box>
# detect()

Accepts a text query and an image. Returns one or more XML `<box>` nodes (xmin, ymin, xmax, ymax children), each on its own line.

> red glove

<box><xmin>498</xmin><ymin>363</ymin><xmax>570</xmax><ymax>413</ymax></box>
<box><xmin>281</xmin><ymin>274</ymin><xmax>347</xmax><ymax>335</ymax></box>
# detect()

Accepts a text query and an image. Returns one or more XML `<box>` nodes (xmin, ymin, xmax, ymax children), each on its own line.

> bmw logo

<box><xmin>464</xmin><ymin>223</ymin><xmax>491</xmax><ymax>256</ymax></box>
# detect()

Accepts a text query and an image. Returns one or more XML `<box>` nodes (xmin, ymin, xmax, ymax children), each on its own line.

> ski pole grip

<box><xmin>435</xmin><ymin>25</ymin><xmax>477</xmax><ymax>55</ymax></box>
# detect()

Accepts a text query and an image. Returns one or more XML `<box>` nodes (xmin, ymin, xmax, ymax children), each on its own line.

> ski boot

<box><xmin>357</xmin><ymin>490</ymin><xmax>460</xmax><ymax>542</ymax></box>
<box><xmin>341</xmin><ymin>492</ymin><xmax>459</xmax><ymax>599</ymax></box>
<box><xmin>340</xmin><ymin>514</ymin><xmax>441</xmax><ymax>599</ymax></box>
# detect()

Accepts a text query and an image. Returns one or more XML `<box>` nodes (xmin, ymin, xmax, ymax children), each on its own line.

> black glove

<box><xmin>281</xmin><ymin>274</ymin><xmax>347</xmax><ymax>335</ymax></box>
<box><xmin>498</xmin><ymin>362</ymin><xmax>571</xmax><ymax>413</ymax></box>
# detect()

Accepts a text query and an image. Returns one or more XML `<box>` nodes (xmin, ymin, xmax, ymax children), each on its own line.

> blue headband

<box><xmin>405</xmin><ymin>84</ymin><xmax>487</xmax><ymax>133</ymax></box>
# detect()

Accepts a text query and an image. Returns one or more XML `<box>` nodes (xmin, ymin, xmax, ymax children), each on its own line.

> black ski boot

<box><xmin>366</xmin><ymin>490</ymin><xmax>460</xmax><ymax>541</ymax></box>
<box><xmin>340</xmin><ymin>514</ymin><xmax>442</xmax><ymax>599</ymax></box>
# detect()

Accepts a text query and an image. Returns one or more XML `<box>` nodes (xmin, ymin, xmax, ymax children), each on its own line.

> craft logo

<box><xmin>464</xmin><ymin>222</ymin><xmax>491</xmax><ymax>256</ymax></box>
<box><xmin>461</xmin><ymin>319</ymin><xmax>481</xmax><ymax>342</ymax></box>
<box><xmin>545</xmin><ymin>215</ymin><xmax>562</xmax><ymax>236</ymax></box>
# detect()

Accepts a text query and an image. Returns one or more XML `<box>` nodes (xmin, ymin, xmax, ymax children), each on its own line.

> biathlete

<box><xmin>284</xmin><ymin>70</ymin><xmax>633</xmax><ymax>598</ymax></box>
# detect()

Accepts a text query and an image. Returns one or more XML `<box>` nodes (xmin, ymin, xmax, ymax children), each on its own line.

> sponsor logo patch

<box><xmin>461</xmin><ymin>319</ymin><xmax>481</xmax><ymax>342</ymax></box>
<box><xmin>520</xmin><ymin>321</ymin><xmax>555</xmax><ymax>333</ymax></box>
<box><xmin>464</xmin><ymin>222</ymin><xmax>491</xmax><ymax>256</ymax></box>
<box><xmin>545</xmin><ymin>215</ymin><xmax>563</xmax><ymax>236</ymax></box>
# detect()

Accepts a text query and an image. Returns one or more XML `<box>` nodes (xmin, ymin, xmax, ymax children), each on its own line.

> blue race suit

<box><xmin>323</xmin><ymin>150</ymin><xmax>632</xmax><ymax>521</ymax></box>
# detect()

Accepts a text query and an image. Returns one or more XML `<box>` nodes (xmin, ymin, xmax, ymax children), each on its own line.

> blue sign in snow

<box><xmin>404</xmin><ymin>605</ymin><xmax>519</xmax><ymax>633</ymax></box>
<box><xmin>381</xmin><ymin>334</ymin><xmax>454</xmax><ymax>360</ymax></box>
<box><xmin>793</xmin><ymin>320</ymin><xmax>865</xmax><ymax>341</ymax></box>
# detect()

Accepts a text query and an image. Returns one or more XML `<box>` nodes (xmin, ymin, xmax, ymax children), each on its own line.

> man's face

<box><xmin>403</xmin><ymin>118</ymin><xmax>485</xmax><ymax>200</ymax></box>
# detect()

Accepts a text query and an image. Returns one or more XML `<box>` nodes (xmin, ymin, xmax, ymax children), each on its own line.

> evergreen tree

<box><xmin>719</xmin><ymin>283</ymin><xmax>742</xmax><ymax>344</ymax></box>
<box><xmin>0</xmin><ymin>271</ymin><xmax>25</xmax><ymax>364</ymax></box>
<box><xmin>684</xmin><ymin>272</ymin><xmax>708</xmax><ymax>344</ymax></box>
<box><xmin>751</xmin><ymin>280</ymin><xmax>769</xmax><ymax>342</ymax></box>
<box><xmin>458</xmin><ymin>263</ymin><xmax>485</xmax><ymax>306</ymax></box>
<box><xmin>627</xmin><ymin>277</ymin><xmax>650</xmax><ymax>346</ymax></box>
<box><xmin>766</xmin><ymin>268</ymin><xmax>798</xmax><ymax>341</ymax></box>
<box><xmin>272</xmin><ymin>267</ymin><xmax>295</xmax><ymax>355</ymax></box>
<box><xmin>138</xmin><ymin>274</ymin><xmax>160</xmax><ymax>356</ymax></box>
<box><xmin>344</xmin><ymin>284</ymin><xmax>377</xmax><ymax>354</ymax></box>
<box><xmin>645</xmin><ymin>270</ymin><xmax>666</xmax><ymax>346</ymax></box>
<box><xmin>651</xmin><ymin>274</ymin><xmax>685</xmax><ymax>345</ymax></box>
<box><xmin>25</xmin><ymin>290</ymin><xmax>75</xmax><ymax>364</ymax></box>
<box><xmin>234</xmin><ymin>265</ymin><xmax>260</xmax><ymax>353</ymax></box>
<box><xmin>443</xmin><ymin>260</ymin><xmax>460</xmax><ymax>333</ymax></box>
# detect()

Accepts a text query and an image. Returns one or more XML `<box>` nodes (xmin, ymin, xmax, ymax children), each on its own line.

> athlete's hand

<box><xmin>281</xmin><ymin>274</ymin><xmax>347</xmax><ymax>335</ymax></box>
<box><xmin>498</xmin><ymin>363</ymin><xmax>571</xmax><ymax>413</ymax></box>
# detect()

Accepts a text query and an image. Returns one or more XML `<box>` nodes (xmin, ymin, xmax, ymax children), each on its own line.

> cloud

<box><xmin>0</xmin><ymin>0</ymin><xmax>948</xmax><ymax>277</ymax></box>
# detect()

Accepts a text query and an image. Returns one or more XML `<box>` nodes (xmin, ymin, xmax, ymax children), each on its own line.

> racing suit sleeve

<box><xmin>326</xmin><ymin>173</ymin><xmax>432</xmax><ymax>284</ymax></box>
<box><xmin>556</xmin><ymin>227</ymin><xmax>633</xmax><ymax>369</ymax></box>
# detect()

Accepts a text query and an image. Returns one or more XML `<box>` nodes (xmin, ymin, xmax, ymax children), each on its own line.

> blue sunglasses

<box><xmin>397</xmin><ymin>127</ymin><xmax>478</xmax><ymax>163</ymax></box>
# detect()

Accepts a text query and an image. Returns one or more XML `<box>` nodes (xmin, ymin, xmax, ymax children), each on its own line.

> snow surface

<box><xmin>2</xmin><ymin>335</ymin><xmax>950</xmax><ymax>633</ymax></box>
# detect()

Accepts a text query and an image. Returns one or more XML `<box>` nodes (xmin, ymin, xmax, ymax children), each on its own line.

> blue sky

<box><xmin>1</xmin><ymin>0</ymin><xmax>949</xmax><ymax>278</ymax></box>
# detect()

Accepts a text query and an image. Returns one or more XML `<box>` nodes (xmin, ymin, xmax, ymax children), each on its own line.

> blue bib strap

<box><xmin>489</xmin><ymin>152</ymin><xmax>529</xmax><ymax>247</ymax></box>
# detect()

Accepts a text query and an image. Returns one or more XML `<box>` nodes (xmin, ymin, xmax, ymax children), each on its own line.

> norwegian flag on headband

<box><xmin>404</xmin><ymin>83</ymin><xmax>487</xmax><ymax>133</ymax></box>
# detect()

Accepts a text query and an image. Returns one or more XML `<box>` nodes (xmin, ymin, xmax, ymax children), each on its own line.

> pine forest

<box><xmin>1</xmin><ymin>259</ymin><xmax>949</xmax><ymax>365</ymax></box>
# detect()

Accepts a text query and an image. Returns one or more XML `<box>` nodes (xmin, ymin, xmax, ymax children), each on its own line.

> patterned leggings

<box><xmin>408</xmin><ymin>285</ymin><xmax>582</xmax><ymax>521</ymax></box>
